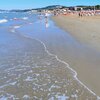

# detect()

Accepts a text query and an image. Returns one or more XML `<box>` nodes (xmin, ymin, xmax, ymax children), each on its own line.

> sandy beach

<box><xmin>1</xmin><ymin>12</ymin><xmax>100</xmax><ymax>99</ymax></box>
<box><xmin>52</xmin><ymin>15</ymin><xmax>100</xmax><ymax>51</ymax></box>
<box><xmin>52</xmin><ymin>15</ymin><xmax>100</xmax><ymax>96</ymax></box>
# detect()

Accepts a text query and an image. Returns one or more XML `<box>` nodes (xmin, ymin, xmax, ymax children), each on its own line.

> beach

<box><xmin>0</xmin><ymin>12</ymin><xmax>100</xmax><ymax>99</ymax></box>
<box><xmin>52</xmin><ymin>15</ymin><xmax>100</xmax><ymax>51</ymax></box>
<box><xmin>52</xmin><ymin>15</ymin><xmax>100</xmax><ymax>96</ymax></box>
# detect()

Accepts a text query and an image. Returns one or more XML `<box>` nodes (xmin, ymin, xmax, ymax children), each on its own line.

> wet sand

<box><xmin>52</xmin><ymin>15</ymin><xmax>100</xmax><ymax>96</ymax></box>
<box><xmin>0</xmin><ymin>26</ymin><xmax>97</xmax><ymax>100</ymax></box>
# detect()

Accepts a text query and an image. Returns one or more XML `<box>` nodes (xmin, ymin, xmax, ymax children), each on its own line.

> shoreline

<box><xmin>36</xmin><ymin>39</ymin><xmax>100</xmax><ymax>99</ymax></box>
<box><xmin>13</xmin><ymin>24</ymin><xmax>99</xmax><ymax>98</ymax></box>
<box><xmin>0</xmin><ymin>19</ymin><xmax>98</xmax><ymax>99</ymax></box>
<box><xmin>1</xmin><ymin>12</ymin><xmax>100</xmax><ymax>99</ymax></box>
<box><xmin>52</xmin><ymin>15</ymin><xmax>100</xmax><ymax>96</ymax></box>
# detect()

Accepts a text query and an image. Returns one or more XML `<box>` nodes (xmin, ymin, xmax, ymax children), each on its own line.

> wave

<box><xmin>35</xmin><ymin>39</ymin><xmax>100</xmax><ymax>100</ymax></box>
<box><xmin>0</xmin><ymin>19</ymin><xmax>8</xmax><ymax>23</ymax></box>
<box><xmin>8</xmin><ymin>18</ymin><xmax>100</xmax><ymax>99</ymax></box>
<box><xmin>13</xmin><ymin>25</ymin><xmax>21</xmax><ymax>29</ymax></box>
<box><xmin>10</xmin><ymin>25</ymin><xmax>22</xmax><ymax>33</ymax></box>
<box><xmin>22</xmin><ymin>17</ymin><xmax>28</xmax><ymax>20</ymax></box>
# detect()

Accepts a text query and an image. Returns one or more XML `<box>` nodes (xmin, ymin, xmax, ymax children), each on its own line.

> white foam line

<box><xmin>9</xmin><ymin>23</ymin><xmax>100</xmax><ymax>100</ymax></box>
<box><xmin>0</xmin><ymin>19</ymin><xmax>8</xmax><ymax>23</ymax></box>
<box><xmin>9</xmin><ymin>22</ymin><xmax>34</xmax><ymax>33</ymax></box>
<box><xmin>35</xmin><ymin>39</ymin><xmax>100</xmax><ymax>100</ymax></box>
<box><xmin>9</xmin><ymin>24</ymin><xmax>25</xmax><ymax>33</ymax></box>
<box><xmin>13</xmin><ymin>25</ymin><xmax>22</xmax><ymax>29</ymax></box>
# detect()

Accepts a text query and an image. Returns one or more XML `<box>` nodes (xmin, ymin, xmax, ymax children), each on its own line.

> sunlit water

<box><xmin>0</xmin><ymin>12</ymin><xmax>99</xmax><ymax>100</ymax></box>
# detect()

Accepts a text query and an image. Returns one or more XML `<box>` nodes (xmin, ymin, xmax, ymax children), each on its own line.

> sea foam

<box><xmin>22</xmin><ymin>17</ymin><xmax>28</xmax><ymax>20</ymax></box>
<box><xmin>13</xmin><ymin>25</ymin><xmax>21</xmax><ymax>29</ymax></box>
<box><xmin>0</xmin><ymin>19</ymin><xmax>8</xmax><ymax>23</ymax></box>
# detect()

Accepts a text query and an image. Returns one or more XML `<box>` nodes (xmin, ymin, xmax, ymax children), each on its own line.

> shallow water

<box><xmin>0</xmin><ymin>12</ymin><xmax>99</xmax><ymax>99</ymax></box>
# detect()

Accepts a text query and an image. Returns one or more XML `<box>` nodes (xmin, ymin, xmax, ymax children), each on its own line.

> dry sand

<box><xmin>52</xmin><ymin>15</ymin><xmax>100</xmax><ymax>51</ymax></box>
<box><xmin>52</xmin><ymin>15</ymin><xmax>100</xmax><ymax>96</ymax></box>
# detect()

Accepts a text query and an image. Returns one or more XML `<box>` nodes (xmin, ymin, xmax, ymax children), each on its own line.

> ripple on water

<box><xmin>0</xmin><ymin>37</ymin><xmax>98</xmax><ymax>100</ymax></box>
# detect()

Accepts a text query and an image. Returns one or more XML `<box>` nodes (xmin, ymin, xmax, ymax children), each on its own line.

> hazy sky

<box><xmin>0</xmin><ymin>0</ymin><xmax>100</xmax><ymax>10</ymax></box>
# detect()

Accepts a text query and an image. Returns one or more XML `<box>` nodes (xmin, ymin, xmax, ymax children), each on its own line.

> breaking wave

<box><xmin>0</xmin><ymin>19</ymin><xmax>8</xmax><ymax>23</ymax></box>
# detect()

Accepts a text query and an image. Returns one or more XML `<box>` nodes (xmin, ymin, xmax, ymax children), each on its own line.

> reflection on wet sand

<box><xmin>0</xmin><ymin>35</ymin><xmax>97</xmax><ymax>99</ymax></box>
<box><xmin>38</xmin><ymin>13</ymin><xmax>50</xmax><ymax>28</ymax></box>
<box><xmin>45</xmin><ymin>18</ymin><xmax>49</xmax><ymax>28</ymax></box>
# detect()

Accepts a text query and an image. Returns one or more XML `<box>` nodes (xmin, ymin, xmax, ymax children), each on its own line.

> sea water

<box><xmin>0</xmin><ymin>12</ymin><xmax>99</xmax><ymax>100</ymax></box>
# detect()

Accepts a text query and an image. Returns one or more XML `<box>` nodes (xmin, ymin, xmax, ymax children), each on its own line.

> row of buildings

<box><xmin>32</xmin><ymin>5</ymin><xmax>100</xmax><ymax>16</ymax></box>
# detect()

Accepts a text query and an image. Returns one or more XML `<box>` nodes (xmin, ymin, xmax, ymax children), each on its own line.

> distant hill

<box><xmin>10</xmin><ymin>9</ymin><xmax>32</xmax><ymax>12</ymax></box>
<box><xmin>40</xmin><ymin>5</ymin><xmax>67</xmax><ymax>10</ymax></box>
<box><xmin>0</xmin><ymin>5</ymin><xmax>66</xmax><ymax>12</ymax></box>
<box><xmin>0</xmin><ymin>5</ymin><xmax>100</xmax><ymax>13</ymax></box>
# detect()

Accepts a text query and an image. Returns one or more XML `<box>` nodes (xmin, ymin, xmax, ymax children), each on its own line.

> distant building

<box><xmin>31</xmin><ymin>10</ymin><xmax>37</xmax><ymax>13</ymax></box>
<box><xmin>68</xmin><ymin>7</ymin><xmax>83</xmax><ymax>11</ymax></box>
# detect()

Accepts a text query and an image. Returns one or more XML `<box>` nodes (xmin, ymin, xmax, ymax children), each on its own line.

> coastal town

<box><xmin>1</xmin><ymin>5</ymin><xmax>100</xmax><ymax>16</ymax></box>
<box><xmin>31</xmin><ymin>5</ymin><xmax>100</xmax><ymax>16</ymax></box>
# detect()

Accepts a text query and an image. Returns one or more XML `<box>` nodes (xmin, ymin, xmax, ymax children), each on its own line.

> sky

<box><xmin>0</xmin><ymin>0</ymin><xmax>100</xmax><ymax>10</ymax></box>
